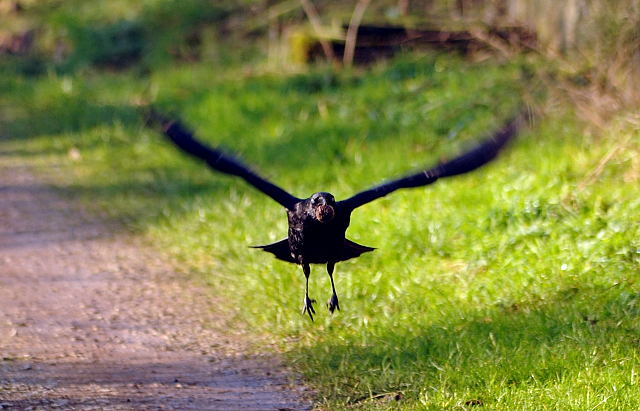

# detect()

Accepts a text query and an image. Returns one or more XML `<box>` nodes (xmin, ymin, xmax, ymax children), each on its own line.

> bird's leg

<box><xmin>301</xmin><ymin>263</ymin><xmax>316</xmax><ymax>321</ymax></box>
<box><xmin>326</xmin><ymin>262</ymin><xmax>340</xmax><ymax>314</ymax></box>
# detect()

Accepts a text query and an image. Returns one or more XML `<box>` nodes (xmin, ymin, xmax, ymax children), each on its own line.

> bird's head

<box><xmin>309</xmin><ymin>192</ymin><xmax>336</xmax><ymax>223</ymax></box>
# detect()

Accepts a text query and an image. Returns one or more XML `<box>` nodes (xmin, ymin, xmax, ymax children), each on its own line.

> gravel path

<box><xmin>0</xmin><ymin>164</ymin><xmax>310</xmax><ymax>410</ymax></box>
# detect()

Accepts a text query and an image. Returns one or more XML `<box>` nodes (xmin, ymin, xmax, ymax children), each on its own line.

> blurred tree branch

<box><xmin>299</xmin><ymin>0</ymin><xmax>336</xmax><ymax>62</ymax></box>
<box><xmin>343</xmin><ymin>0</ymin><xmax>371</xmax><ymax>67</ymax></box>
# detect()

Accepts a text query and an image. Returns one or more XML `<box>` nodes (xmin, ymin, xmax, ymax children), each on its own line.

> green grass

<box><xmin>2</xmin><ymin>49</ymin><xmax>640</xmax><ymax>410</ymax></box>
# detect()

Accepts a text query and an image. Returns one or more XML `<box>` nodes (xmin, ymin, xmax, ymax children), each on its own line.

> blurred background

<box><xmin>1</xmin><ymin>0</ymin><xmax>637</xmax><ymax>88</ymax></box>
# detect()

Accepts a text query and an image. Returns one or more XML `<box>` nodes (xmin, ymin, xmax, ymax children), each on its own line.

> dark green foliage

<box><xmin>63</xmin><ymin>19</ymin><xmax>145</xmax><ymax>70</ymax></box>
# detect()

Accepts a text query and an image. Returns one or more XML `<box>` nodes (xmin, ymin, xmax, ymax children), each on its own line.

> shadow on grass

<box><xmin>0</xmin><ymin>101</ymin><xmax>141</xmax><ymax>141</ymax></box>
<box><xmin>295</xmin><ymin>281</ymin><xmax>640</xmax><ymax>406</ymax></box>
<box><xmin>55</xmin><ymin>175</ymin><xmax>234</xmax><ymax>232</ymax></box>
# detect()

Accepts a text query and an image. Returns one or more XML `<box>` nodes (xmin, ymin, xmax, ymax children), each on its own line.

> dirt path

<box><xmin>0</xmin><ymin>164</ymin><xmax>311</xmax><ymax>410</ymax></box>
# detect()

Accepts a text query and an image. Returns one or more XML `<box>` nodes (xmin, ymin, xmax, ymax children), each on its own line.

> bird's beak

<box><xmin>315</xmin><ymin>204</ymin><xmax>335</xmax><ymax>223</ymax></box>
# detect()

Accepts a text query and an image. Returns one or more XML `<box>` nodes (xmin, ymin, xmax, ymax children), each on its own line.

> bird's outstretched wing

<box><xmin>149</xmin><ymin>112</ymin><xmax>302</xmax><ymax>210</ymax></box>
<box><xmin>338</xmin><ymin>114</ymin><xmax>524</xmax><ymax>212</ymax></box>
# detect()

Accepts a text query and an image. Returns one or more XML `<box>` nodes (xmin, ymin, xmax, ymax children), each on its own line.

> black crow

<box><xmin>148</xmin><ymin>111</ymin><xmax>524</xmax><ymax>320</ymax></box>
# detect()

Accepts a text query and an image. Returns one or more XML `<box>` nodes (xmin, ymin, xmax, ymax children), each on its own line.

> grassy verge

<box><xmin>2</xmin><ymin>50</ymin><xmax>640</xmax><ymax>410</ymax></box>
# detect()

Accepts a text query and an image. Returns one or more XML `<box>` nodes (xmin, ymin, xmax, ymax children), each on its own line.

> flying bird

<box><xmin>148</xmin><ymin>110</ymin><xmax>523</xmax><ymax>320</ymax></box>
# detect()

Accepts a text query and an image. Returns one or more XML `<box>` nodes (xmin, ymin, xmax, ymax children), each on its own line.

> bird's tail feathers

<box><xmin>340</xmin><ymin>239</ymin><xmax>375</xmax><ymax>262</ymax></box>
<box><xmin>251</xmin><ymin>239</ymin><xmax>296</xmax><ymax>263</ymax></box>
<box><xmin>252</xmin><ymin>238</ymin><xmax>375</xmax><ymax>264</ymax></box>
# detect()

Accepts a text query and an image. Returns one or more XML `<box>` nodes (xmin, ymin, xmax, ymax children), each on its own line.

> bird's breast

<box><xmin>288</xmin><ymin>217</ymin><xmax>347</xmax><ymax>264</ymax></box>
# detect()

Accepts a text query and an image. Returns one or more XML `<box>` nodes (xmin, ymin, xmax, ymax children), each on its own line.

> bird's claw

<box><xmin>327</xmin><ymin>293</ymin><xmax>340</xmax><ymax>314</ymax></box>
<box><xmin>302</xmin><ymin>295</ymin><xmax>316</xmax><ymax>321</ymax></box>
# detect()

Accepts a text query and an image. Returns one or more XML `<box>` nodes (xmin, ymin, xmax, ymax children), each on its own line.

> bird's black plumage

<box><xmin>149</xmin><ymin>111</ymin><xmax>524</xmax><ymax>320</ymax></box>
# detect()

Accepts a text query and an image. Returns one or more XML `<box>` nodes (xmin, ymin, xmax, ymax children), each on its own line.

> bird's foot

<box><xmin>327</xmin><ymin>293</ymin><xmax>340</xmax><ymax>314</ymax></box>
<box><xmin>302</xmin><ymin>295</ymin><xmax>316</xmax><ymax>321</ymax></box>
